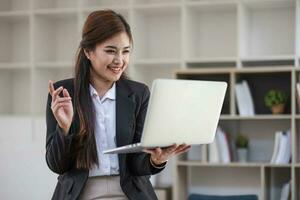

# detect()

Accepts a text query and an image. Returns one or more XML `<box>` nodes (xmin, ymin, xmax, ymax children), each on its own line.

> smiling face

<box><xmin>85</xmin><ymin>32</ymin><xmax>131</xmax><ymax>86</ymax></box>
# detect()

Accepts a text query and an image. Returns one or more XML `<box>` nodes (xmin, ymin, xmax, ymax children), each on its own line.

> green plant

<box><xmin>235</xmin><ymin>134</ymin><xmax>248</xmax><ymax>149</ymax></box>
<box><xmin>264</xmin><ymin>89</ymin><xmax>288</xmax><ymax>108</ymax></box>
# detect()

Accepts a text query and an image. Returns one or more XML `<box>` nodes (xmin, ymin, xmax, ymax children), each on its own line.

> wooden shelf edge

<box><xmin>176</xmin><ymin>161</ymin><xmax>292</xmax><ymax>168</ymax></box>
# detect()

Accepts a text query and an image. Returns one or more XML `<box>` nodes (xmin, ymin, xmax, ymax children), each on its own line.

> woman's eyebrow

<box><xmin>104</xmin><ymin>45</ymin><xmax>131</xmax><ymax>49</ymax></box>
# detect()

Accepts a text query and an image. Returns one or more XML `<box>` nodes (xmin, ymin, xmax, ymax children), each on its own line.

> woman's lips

<box><xmin>108</xmin><ymin>65</ymin><xmax>122</xmax><ymax>74</ymax></box>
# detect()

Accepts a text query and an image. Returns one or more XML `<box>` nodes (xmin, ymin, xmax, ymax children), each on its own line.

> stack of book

<box><xmin>280</xmin><ymin>181</ymin><xmax>290</xmax><ymax>200</ymax></box>
<box><xmin>235</xmin><ymin>80</ymin><xmax>255</xmax><ymax>116</ymax></box>
<box><xmin>208</xmin><ymin>127</ymin><xmax>232</xmax><ymax>163</ymax></box>
<box><xmin>270</xmin><ymin>129</ymin><xmax>291</xmax><ymax>164</ymax></box>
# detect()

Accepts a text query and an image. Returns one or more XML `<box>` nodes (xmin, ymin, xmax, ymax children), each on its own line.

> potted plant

<box><xmin>235</xmin><ymin>134</ymin><xmax>249</xmax><ymax>162</ymax></box>
<box><xmin>264</xmin><ymin>89</ymin><xmax>288</xmax><ymax>114</ymax></box>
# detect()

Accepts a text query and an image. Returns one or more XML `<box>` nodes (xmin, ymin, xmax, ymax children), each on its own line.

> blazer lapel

<box><xmin>116</xmin><ymin>80</ymin><xmax>136</xmax><ymax>147</ymax></box>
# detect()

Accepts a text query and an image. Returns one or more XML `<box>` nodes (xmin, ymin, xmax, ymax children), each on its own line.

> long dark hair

<box><xmin>74</xmin><ymin>10</ymin><xmax>132</xmax><ymax>170</ymax></box>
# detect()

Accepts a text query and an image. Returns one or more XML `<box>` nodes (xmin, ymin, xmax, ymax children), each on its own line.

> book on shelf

<box><xmin>281</xmin><ymin>130</ymin><xmax>291</xmax><ymax>164</ymax></box>
<box><xmin>270</xmin><ymin>131</ymin><xmax>281</xmax><ymax>163</ymax></box>
<box><xmin>270</xmin><ymin>129</ymin><xmax>291</xmax><ymax>164</ymax></box>
<box><xmin>208</xmin><ymin>127</ymin><xmax>232</xmax><ymax>163</ymax></box>
<box><xmin>242</xmin><ymin>81</ymin><xmax>255</xmax><ymax>116</ymax></box>
<box><xmin>296</xmin><ymin>82</ymin><xmax>300</xmax><ymax>111</ymax></box>
<box><xmin>280</xmin><ymin>181</ymin><xmax>290</xmax><ymax>200</ymax></box>
<box><xmin>235</xmin><ymin>83</ymin><xmax>247</xmax><ymax>116</ymax></box>
<box><xmin>235</xmin><ymin>80</ymin><xmax>255</xmax><ymax>116</ymax></box>
<box><xmin>208</xmin><ymin>136</ymin><xmax>220</xmax><ymax>163</ymax></box>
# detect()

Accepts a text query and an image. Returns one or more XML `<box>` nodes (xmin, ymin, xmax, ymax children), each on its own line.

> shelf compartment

<box><xmin>132</xmin><ymin>6</ymin><xmax>181</xmax><ymax>60</ymax></box>
<box><xmin>188</xmin><ymin>167</ymin><xmax>261</xmax><ymax>198</ymax></box>
<box><xmin>239</xmin><ymin>1</ymin><xmax>295</xmax><ymax>58</ymax></box>
<box><xmin>33</xmin><ymin>0</ymin><xmax>77</xmax><ymax>9</ymax></box>
<box><xmin>0</xmin><ymin>14</ymin><xmax>30</xmax><ymax>63</ymax></box>
<box><xmin>264</xmin><ymin>167</ymin><xmax>291</xmax><ymax>200</ymax></box>
<box><xmin>185</xmin><ymin>2</ymin><xmax>237</xmax><ymax>59</ymax></box>
<box><xmin>235</xmin><ymin>71</ymin><xmax>292</xmax><ymax>115</ymax></box>
<box><xmin>34</xmin><ymin>12</ymin><xmax>79</xmax><ymax>63</ymax></box>
<box><xmin>33</xmin><ymin>68</ymin><xmax>73</xmax><ymax>116</ymax></box>
<box><xmin>176</xmin><ymin>72</ymin><xmax>231</xmax><ymax>115</ymax></box>
<box><xmin>0</xmin><ymin>68</ymin><xmax>31</xmax><ymax>115</ymax></box>
<box><xmin>218</xmin><ymin>120</ymin><xmax>291</xmax><ymax>163</ymax></box>
<box><xmin>0</xmin><ymin>0</ymin><xmax>30</xmax><ymax>12</ymax></box>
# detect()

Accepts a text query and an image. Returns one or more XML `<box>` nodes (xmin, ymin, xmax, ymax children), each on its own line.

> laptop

<box><xmin>103</xmin><ymin>79</ymin><xmax>227</xmax><ymax>154</ymax></box>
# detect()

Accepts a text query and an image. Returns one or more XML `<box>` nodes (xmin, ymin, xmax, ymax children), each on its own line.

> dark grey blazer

<box><xmin>45</xmin><ymin>78</ymin><xmax>165</xmax><ymax>200</ymax></box>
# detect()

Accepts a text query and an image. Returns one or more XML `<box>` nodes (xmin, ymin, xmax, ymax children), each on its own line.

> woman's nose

<box><xmin>113</xmin><ymin>54</ymin><xmax>122</xmax><ymax>65</ymax></box>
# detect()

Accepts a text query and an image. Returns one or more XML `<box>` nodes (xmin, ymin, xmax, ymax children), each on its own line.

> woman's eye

<box><xmin>105</xmin><ymin>50</ymin><xmax>116</xmax><ymax>54</ymax></box>
<box><xmin>123</xmin><ymin>50</ymin><xmax>130</xmax><ymax>54</ymax></box>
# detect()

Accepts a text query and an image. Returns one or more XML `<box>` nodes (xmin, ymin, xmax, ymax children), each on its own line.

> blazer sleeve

<box><xmin>45</xmin><ymin>92</ymin><xmax>75</xmax><ymax>175</ymax></box>
<box><xmin>127</xmin><ymin>85</ymin><xmax>167</xmax><ymax>176</ymax></box>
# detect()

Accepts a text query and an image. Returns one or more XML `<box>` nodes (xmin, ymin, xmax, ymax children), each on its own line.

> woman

<box><xmin>46</xmin><ymin>10</ymin><xmax>190</xmax><ymax>200</ymax></box>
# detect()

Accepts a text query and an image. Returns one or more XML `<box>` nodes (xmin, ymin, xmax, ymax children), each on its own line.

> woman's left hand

<box><xmin>143</xmin><ymin>144</ymin><xmax>191</xmax><ymax>166</ymax></box>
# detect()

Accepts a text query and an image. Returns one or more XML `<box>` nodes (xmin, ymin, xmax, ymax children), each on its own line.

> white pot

<box><xmin>237</xmin><ymin>148</ymin><xmax>248</xmax><ymax>162</ymax></box>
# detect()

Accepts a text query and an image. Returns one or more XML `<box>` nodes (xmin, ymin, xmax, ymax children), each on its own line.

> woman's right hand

<box><xmin>48</xmin><ymin>80</ymin><xmax>74</xmax><ymax>135</ymax></box>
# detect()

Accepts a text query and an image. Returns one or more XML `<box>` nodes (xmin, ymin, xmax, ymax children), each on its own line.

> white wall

<box><xmin>0</xmin><ymin>117</ymin><xmax>56</xmax><ymax>199</ymax></box>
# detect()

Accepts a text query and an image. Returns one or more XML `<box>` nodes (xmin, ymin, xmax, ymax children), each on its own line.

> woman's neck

<box><xmin>90</xmin><ymin>76</ymin><xmax>114</xmax><ymax>98</ymax></box>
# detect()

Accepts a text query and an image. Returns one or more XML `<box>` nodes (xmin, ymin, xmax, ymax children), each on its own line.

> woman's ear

<box><xmin>83</xmin><ymin>49</ymin><xmax>90</xmax><ymax>59</ymax></box>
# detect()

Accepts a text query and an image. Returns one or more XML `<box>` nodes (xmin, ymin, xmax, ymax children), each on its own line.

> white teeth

<box><xmin>108</xmin><ymin>66</ymin><xmax>121</xmax><ymax>73</ymax></box>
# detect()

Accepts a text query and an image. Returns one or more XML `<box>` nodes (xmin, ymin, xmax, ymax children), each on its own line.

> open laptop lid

<box><xmin>140</xmin><ymin>79</ymin><xmax>227</xmax><ymax>147</ymax></box>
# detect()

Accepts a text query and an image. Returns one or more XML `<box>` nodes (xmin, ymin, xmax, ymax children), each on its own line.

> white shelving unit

<box><xmin>174</xmin><ymin>67</ymin><xmax>298</xmax><ymax>200</ymax></box>
<box><xmin>1</xmin><ymin>0</ymin><xmax>300</xmax><ymax>199</ymax></box>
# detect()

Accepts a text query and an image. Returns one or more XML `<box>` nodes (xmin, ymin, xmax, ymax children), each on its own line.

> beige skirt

<box><xmin>78</xmin><ymin>176</ymin><xmax>128</xmax><ymax>200</ymax></box>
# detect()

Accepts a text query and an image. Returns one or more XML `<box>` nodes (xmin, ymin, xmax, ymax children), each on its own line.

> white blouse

<box><xmin>88</xmin><ymin>83</ymin><xmax>119</xmax><ymax>177</ymax></box>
